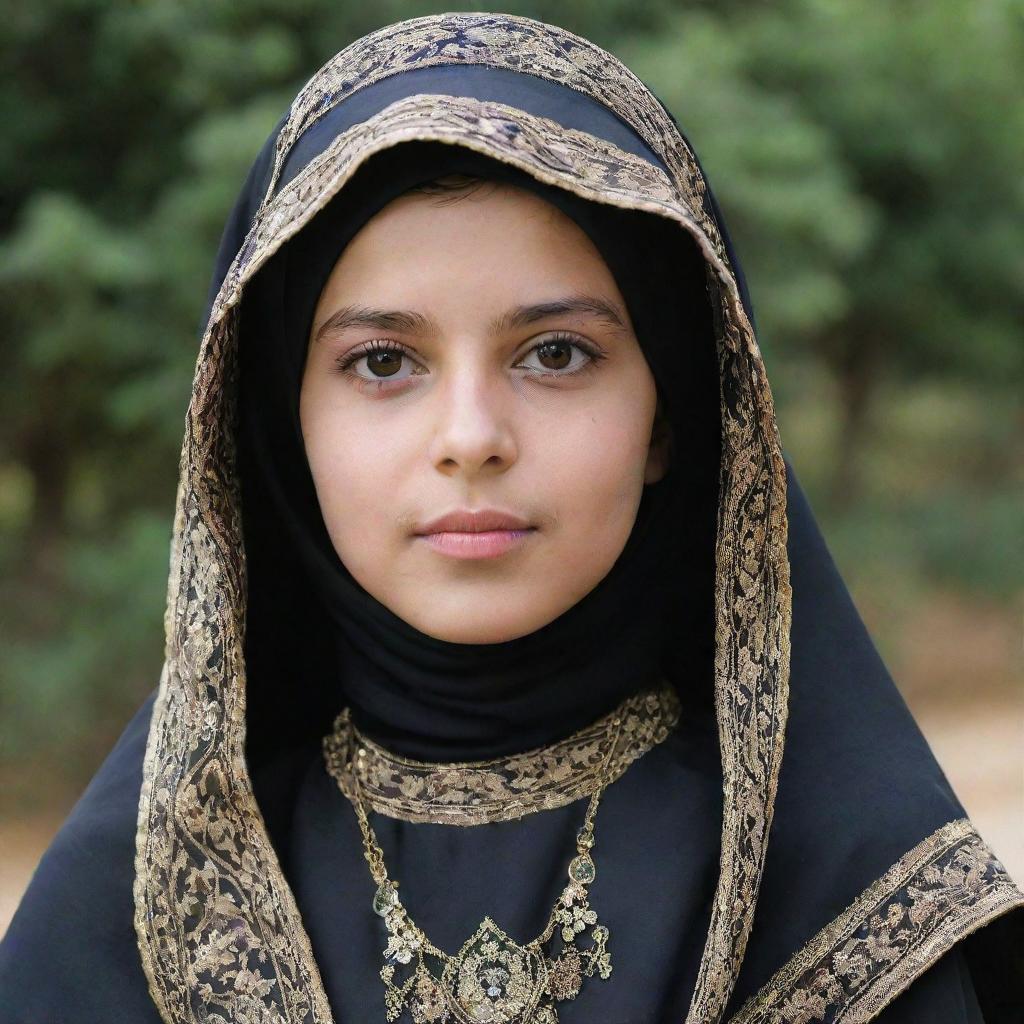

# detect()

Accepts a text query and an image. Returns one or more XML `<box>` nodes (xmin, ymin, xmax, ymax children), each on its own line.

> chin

<box><xmin>401</xmin><ymin>603</ymin><xmax>557</xmax><ymax>645</ymax></box>
<box><xmin>417</xmin><ymin>620</ymin><xmax>537</xmax><ymax>645</ymax></box>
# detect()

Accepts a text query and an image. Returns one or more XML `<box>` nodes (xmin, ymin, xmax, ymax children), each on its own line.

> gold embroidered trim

<box><xmin>261</xmin><ymin>12</ymin><xmax>726</xmax><ymax>266</ymax></box>
<box><xmin>322</xmin><ymin>680</ymin><xmax>682</xmax><ymax>826</ymax></box>
<box><xmin>727</xmin><ymin>818</ymin><xmax>1024</xmax><ymax>1024</ymax></box>
<box><xmin>133</xmin><ymin>14</ymin><xmax>794</xmax><ymax>1024</ymax></box>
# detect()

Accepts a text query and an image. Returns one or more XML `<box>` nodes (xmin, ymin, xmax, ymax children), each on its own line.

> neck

<box><xmin>333</xmin><ymin>611</ymin><xmax>669</xmax><ymax>761</ymax></box>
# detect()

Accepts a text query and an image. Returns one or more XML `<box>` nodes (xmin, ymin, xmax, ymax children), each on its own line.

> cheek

<box><xmin>301</xmin><ymin>403</ymin><xmax>406</xmax><ymax>558</ymax></box>
<box><xmin>544</xmin><ymin>403</ymin><xmax>650</xmax><ymax>538</ymax></box>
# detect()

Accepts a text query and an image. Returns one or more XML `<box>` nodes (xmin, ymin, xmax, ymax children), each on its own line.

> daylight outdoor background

<box><xmin>2</xmin><ymin>0</ymin><xmax>1021</xmax><ymax>934</ymax></box>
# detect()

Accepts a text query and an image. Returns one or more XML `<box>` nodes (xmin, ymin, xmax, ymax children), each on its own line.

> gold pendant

<box><xmin>377</xmin><ymin>881</ymin><xmax>611</xmax><ymax>1024</ymax></box>
<box><xmin>443</xmin><ymin>917</ymin><xmax>547</xmax><ymax>1022</ymax></box>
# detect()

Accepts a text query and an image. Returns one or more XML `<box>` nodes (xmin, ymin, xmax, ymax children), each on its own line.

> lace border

<box><xmin>322</xmin><ymin>681</ymin><xmax>682</xmax><ymax>825</ymax></box>
<box><xmin>727</xmin><ymin>818</ymin><xmax>1024</xmax><ymax>1024</ymax></box>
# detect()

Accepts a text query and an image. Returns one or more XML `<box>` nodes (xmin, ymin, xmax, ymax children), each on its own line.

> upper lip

<box><xmin>414</xmin><ymin>508</ymin><xmax>534</xmax><ymax>535</ymax></box>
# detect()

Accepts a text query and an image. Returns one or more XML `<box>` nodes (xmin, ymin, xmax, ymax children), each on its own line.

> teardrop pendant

<box><xmin>568</xmin><ymin>854</ymin><xmax>595</xmax><ymax>885</ymax></box>
<box><xmin>373</xmin><ymin>882</ymin><xmax>399</xmax><ymax>916</ymax></box>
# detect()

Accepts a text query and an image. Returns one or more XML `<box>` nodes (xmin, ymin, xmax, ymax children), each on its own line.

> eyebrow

<box><xmin>313</xmin><ymin>294</ymin><xmax>629</xmax><ymax>344</ymax></box>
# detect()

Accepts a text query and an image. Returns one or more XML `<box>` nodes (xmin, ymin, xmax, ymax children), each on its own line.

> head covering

<box><xmin>1</xmin><ymin>13</ymin><xmax>1020</xmax><ymax>1024</ymax></box>
<box><xmin>237</xmin><ymin>139</ymin><xmax>719</xmax><ymax>762</ymax></box>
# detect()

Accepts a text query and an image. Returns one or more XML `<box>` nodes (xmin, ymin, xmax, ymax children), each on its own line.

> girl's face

<box><xmin>300</xmin><ymin>180</ymin><xmax>670</xmax><ymax>643</ymax></box>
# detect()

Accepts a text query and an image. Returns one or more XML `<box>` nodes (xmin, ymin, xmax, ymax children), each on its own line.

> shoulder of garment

<box><xmin>721</xmin><ymin>815</ymin><xmax>1023</xmax><ymax>1024</ymax></box>
<box><xmin>0</xmin><ymin>690</ymin><xmax>164</xmax><ymax>1023</ymax></box>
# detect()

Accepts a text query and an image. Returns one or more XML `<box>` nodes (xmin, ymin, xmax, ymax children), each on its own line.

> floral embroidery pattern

<box><xmin>323</xmin><ymin>682</ymin><xmax>681</xmax><ymax>826</ymax></box>
<box><xmin>728</xmin><ymin>818</ymin><xmax>1024</xmax><ymax>1024</ymax></box>
<box><xmin>261</xmin><ymin>12</ymin><xmax>723</xmax><ymax>264</ymax></box>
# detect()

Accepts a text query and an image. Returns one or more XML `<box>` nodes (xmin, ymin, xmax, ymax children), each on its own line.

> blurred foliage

<box><xmin>1</xmin><ymin>0</ymin><xmax>1021</xmax><ymax>804</ymax></box>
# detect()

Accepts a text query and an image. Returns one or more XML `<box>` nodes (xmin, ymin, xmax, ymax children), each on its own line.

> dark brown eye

<box><xmin>535</xmin><ymin>340</ymin><xmax>573</xmax><ymax>371</ymax></box>
<box><xmin>518</xmin><ymin>333</ymin><xmax>604</xmax><ymax>379</ymax></box>
<box><xmin>366</xmin><ymin>350</ymin><xmax>403</xmax><ymax>377</ymax></box>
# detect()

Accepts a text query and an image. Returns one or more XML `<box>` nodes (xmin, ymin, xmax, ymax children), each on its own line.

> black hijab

<box><xmin>236</xmin><ymin>138</ymin><xmax>720</xmax><ymax>763</ymax></box>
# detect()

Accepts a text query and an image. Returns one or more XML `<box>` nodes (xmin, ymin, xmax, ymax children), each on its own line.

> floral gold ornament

<box><xmin>323</xmin><ymin>682</ymin><xmax>681</xmax><ymax>826</ymax></box>
<box><xmin>323</xmin><ymin>684</ymin><xmax>680</xmax><ymax>1022</ymax></box>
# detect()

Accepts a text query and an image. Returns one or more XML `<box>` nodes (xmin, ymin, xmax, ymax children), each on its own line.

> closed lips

<box><xmin>414</xmin><ymin>509</ymin><xmax>533</xmax><ymax>534</ymax></box>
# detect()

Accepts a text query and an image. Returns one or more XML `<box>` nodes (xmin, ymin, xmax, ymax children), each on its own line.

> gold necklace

<box><xmin>324</xmin><ymin>682</ymin><xmax>682</xmax><ymax>826</ymax></box>
<box><xmin>322</xmin><ymin>683</ymin><xmax>681</xmax><ymax>1024</ymax></box>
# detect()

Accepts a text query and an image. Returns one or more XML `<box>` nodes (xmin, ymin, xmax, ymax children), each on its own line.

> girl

<box><xmin>1</xmin><ymin>12</ymin><xmax>1019</xmax><ymax>1024</ymax></box>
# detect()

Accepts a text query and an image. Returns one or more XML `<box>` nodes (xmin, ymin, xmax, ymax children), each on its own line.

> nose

<box><xmin>428</xmin><ymin>361</ymin><xmax>517</xmax><ymax>479</ymax></box>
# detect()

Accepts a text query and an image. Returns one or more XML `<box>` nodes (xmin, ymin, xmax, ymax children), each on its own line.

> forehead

<box><xmin>317</xmin><ymin>183</ymin><xmax>622</xmax><ymax>309</ymax></box>
<box><xmin>348</xmin><ymin>178</ymin><xmax>586</xmax><ymax>242</ymax></box>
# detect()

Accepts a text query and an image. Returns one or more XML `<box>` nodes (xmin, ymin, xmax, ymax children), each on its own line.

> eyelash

<box><xmin>331</xmin><ymin>332</ymin><xmax>607</xmax><ymax>393</ymax></box>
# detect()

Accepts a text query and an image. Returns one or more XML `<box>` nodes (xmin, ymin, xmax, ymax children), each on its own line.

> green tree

<box><xmin>628</xmin><ymin>0</ymin><xmax>1023</xmax><ymax>505</ymax></box>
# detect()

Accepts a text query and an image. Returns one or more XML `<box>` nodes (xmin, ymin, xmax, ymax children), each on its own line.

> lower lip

<box><xmin>417</xmin><ymin>528</ymin><xmax>535</xmax><ymax>559</ymax></box>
